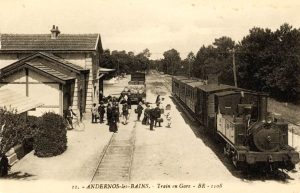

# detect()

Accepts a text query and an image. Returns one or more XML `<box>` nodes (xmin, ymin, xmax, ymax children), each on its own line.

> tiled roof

<box><xmin>0</xmin><ymin>34</ymin><xmax>99</xmax><ymax>51</ymax></box>
<box><xmin>0</xmin><ymin>88</ymin><xmax>44</xmax><ymax>114</ymax></box>
<box><xmin>39</xmin><ymin>52</ymin><xmax>86</xmax><ymax>71</ymax></box>
<box><xmin>25</xmin><ymin>61</ymin><xmax>75</xmax><ymax>82</ymax></box>
<box><xmin>0</xmin><ymin>52</ymin><xmax>88</xmax><ymax>78</ymax></box>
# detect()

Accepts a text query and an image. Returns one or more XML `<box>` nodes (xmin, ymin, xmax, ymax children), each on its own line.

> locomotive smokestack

<box><xmin>258</xmin><ymin>94</ymin><xmax>268</xmax><ymax>122</ymax></box>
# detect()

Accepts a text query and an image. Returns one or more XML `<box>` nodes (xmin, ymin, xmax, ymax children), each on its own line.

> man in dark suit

<box><xmin>98</xmin><ymin>102</ymin><xmax>105</xmax><ymax>124</ymax></box>
<box><xmin>154</xmin><ymin>103</ymin><xmax>162</xmax><ymax>127</ymax></box>
<box><xmin>149</xmin><ymin>107</ymin><xmax>156</xmax><ymax>131</ymax></box>
<box><xmin>136</xmin><ymin>102</ymin><xmax>144</xmax><ymax>121</ymax></box>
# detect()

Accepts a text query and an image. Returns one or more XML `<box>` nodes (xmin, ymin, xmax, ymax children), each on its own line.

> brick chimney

<box><xmin>50</xmin><ymin>25</ymin><xmax>60</xmax><ymax>39</ymax></box>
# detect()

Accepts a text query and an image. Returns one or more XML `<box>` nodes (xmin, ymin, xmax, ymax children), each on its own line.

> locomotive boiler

<box><xmin>172</xmin><ymin>75</ymin><xmax>299</xmax><ymax>171</ymax></box>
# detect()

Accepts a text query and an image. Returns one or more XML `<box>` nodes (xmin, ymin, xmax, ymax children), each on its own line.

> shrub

<box><xmin>33</xmin><ymin>112</ymin><xmax>67</xmax><ymax>157</ymax></box>
<box><xmin>0</xmin><ymin>108</ymin><xmax>28</xmax><ymax>154</ymax></box>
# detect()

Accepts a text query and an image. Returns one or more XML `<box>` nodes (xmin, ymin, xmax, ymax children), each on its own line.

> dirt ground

<box><xmin>1</xmin><ymin>72</ymin><xmax>300</xmax><ymax>193</ymax></box>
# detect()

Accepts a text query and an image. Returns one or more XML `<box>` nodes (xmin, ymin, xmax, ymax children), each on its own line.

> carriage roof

<box><xmin>186</xmin><ymin>81</ymin><xmax>206</xmax><ymax>87</ymax></box>
<box><xmin>215</xmin><ymin>90</ymin><xmax>258</xmax><ymax>97</ymax></box>
<box><xmin>196</xmin><ymin>84</ymin><xmax>236</xmax><ymax>93</ymax></box>
<box><xmin>180</xmin><ymin>78</ymin><xmax>201</xmax><ymax>83</ymax></box>
<box><xmin>172</xmin><ymin>76</ymin><xmax>189</xmax><ymax>81</ymax></box>
<box><xmin>214</xmin><ymin>90</ymin><xmax>238</xmax><ymax>96</ymax></box>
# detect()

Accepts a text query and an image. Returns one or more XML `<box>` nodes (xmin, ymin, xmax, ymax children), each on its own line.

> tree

<box><xmin>193</xmin><ymin>36</ymin><xmax>236</xmax><ymax>85</ymax></box>
<box><xmin>180</xmin><ymin>52</ymin><xmax>195</xmax><ymax>77</ymax></box>
<box><xmin>238</xmin><ymin>27</ymin><xmax>276</xmax><ymax>90</ymax></box>
<box><xmin>162</xmin><ymin>49</ymin><xmax>181</xmax><ymax>75</ymax></box>
<box><xmin>135</xmin><ymin>49</ymin><xmax>151</xmax><ymax>73</ymax></box>
<box><xmin>271</xmin><ymin>24</ymin><xmax>300</xmax><ymax>100</ymax></box>
<box><xmin>100</xmin><ymin>49</ymin><xmax>114</xmax><ymax>69</ymax></box>
<box><xmin>186</xmin><ymin>52</ymin><xmax>195</xmax><ymax>77</ymax></box>
<box><xmin>238</xmin><ymin>23</ymin><xmax>300</xmax><ymax>101</ymax></box>
<box><xmin>100</xmin><ymin>49</ymin><xmax>152</xmax><ymax>75</ymax></box>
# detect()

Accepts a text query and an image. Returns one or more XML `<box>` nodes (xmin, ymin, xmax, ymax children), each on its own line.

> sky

<box><xmin>0</xmin><ymin>0</ymin><xmax>300</xmax><ymax>59</ymax></box>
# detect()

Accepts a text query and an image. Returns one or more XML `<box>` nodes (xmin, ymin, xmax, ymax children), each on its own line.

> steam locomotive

<box><xmin>172</xmin><ymin>75</ymin><xmax>299</xmax><ymax>171</ymax></box>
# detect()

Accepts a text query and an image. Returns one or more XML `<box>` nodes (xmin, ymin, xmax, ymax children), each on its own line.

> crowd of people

<box><xmin>88</xmin><ymin>93</ymin><xmax>171</xmax><ymax>133</ymax></box>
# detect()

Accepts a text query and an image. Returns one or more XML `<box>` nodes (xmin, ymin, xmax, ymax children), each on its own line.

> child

<box><xmin>91</xmin><ymin>103</ymin><xmax>98</xmax><ymax>123</ymax></box>
<box><xmin>166</xmin><ymin>113</ymin><xmax>172</xmax><ymax>128</ymax></box>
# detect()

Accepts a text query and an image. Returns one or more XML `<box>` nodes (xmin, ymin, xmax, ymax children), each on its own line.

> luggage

<box><xmin>134</xmin><ymin>109</ymin><xmax>138</xmax><ymax>113</ymax></box>
<box><xmin>157</xmin><ymin>118</ymin><xmax>163</xmax><ymax>123</ymax></box>
<box><xmin>166</xmin><ymin>104</ymin><xmax>171</xmax><ymax>110</ymax></box>
<box><xmin>160</xmin><ymin>108</ymin><xmax>164</xmax><ymax>114</ymax></box>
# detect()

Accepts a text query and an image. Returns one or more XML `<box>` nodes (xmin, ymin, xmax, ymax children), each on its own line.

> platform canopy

<box><xmin>0</xmin><ymin>88</ymin><xmax>44</xmax><ymax>114</ymax></box>
<box><xmin>98</xmin><ymin>67</ymin><xmax>115</xmax><ymax>73</ymax></box>
<box><xmin>96</xmin><ymin>67</ymin><xmax>115</xmax><ymax>79</ymax></box>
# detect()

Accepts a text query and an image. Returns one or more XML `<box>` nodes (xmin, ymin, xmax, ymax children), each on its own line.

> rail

<box><xmin>90</xmin><ymin>121</ymin><xmax>137</xmax><ymax>182</ymax></box>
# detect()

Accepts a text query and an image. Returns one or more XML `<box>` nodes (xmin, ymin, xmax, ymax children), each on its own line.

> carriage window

<box><xmin>187</xmin><ymin>88</ymin><xmax>191</xmax><ymax>98</ymax></box>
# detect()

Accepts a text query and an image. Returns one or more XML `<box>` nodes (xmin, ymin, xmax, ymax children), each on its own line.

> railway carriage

<box><xmin>178</xmin><ymin>78</ymin><xmax>201</xmax><ymax>104</ymax></box>
<box><xmin>185</xmin><ymin>81</ymin><xmax>206</xmax><ymax>113</ymax></box>
<box><xmin>172</xmin><ymin>76</ymin><xmax>189</xmax><ymax>97</ymax></box>
<box><xmin>193</xmin><ymin>84</ymin><xmax>237</xmax><ymax>128</ymax></box>
<box><xmin>171</xmin><ymin>75</ymin><xmax>300</xmax><ymax>171</ymax></box>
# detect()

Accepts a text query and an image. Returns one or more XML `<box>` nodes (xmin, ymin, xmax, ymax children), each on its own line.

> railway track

<box><xmin>90</xmin><ymin>121</ymin><xmax>137</xmax><ymax>182</ymax></box>
<box><xmin>151</xmin><ymin>71</ymin><xmax>172</xmax><ymax>92</ymax></box>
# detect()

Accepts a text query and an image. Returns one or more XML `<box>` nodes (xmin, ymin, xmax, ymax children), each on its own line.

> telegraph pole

<box><xmin>232</xmin><ymin>48</ymin><xmax>238</xmax><ymax>87</ymax></box>
<box><xmin>188</xmin><ymin>61</ymin><xmax>191</xmax><ymax>78</ymax></box>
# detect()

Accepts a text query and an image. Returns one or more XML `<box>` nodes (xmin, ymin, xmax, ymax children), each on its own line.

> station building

<box><xmin>0</xmin><ymin>25</ymin><xmax>109</xmax><ymax>116</ymax></box>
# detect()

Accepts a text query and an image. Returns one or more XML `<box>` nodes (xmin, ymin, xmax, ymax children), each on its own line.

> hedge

<box><xmin>34</xmin><ymin>112</ymin><xmax>67</xmax><ymax>157</ymax></box>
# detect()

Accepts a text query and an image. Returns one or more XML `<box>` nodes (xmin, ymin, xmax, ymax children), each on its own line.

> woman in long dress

<box><xmin>109</xmin><ymin>106</ymin><xmax>119</xmax><ymax>133</ymax></box>
<box><xmin>155</xmin><ymin>95</ymin><xmax>161</xmax><ymax>104</ymax></box>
